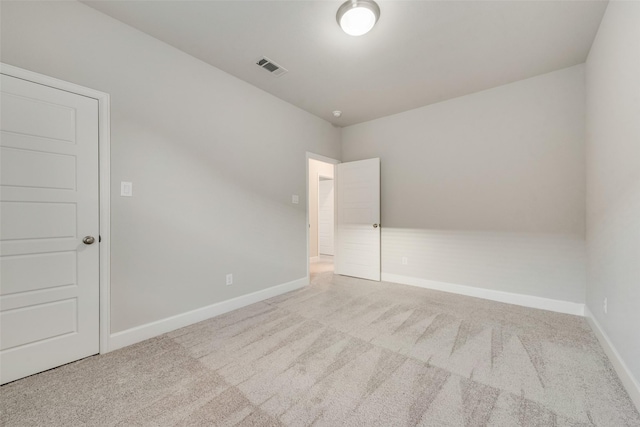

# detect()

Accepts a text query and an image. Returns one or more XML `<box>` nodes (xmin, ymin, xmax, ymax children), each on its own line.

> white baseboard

<box><xmin>584</xmin><ymin>306</ymin><xmax>640</xmax><ymax>411</ymax></box>
<box><xmin>108</xmin><ymin>277</ymin><xmax>308</xmax><ymax>352</ymax></box>
<box><xmin>381</xmin><ymin>273</ymin><xmax>584</xmax><ymax>316</ymax></box>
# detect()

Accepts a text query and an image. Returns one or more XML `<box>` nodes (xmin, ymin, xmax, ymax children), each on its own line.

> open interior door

<box><xmin>335</xmin><ymin>158</ymin><xmax>380</xmax><ymax>281</ymax></box>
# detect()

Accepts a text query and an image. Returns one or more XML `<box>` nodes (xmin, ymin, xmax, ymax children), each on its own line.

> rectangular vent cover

<box><xmin>256</xmin><ymin>57</ymin><xmax>288</xmax><ymax>77</ymax></box>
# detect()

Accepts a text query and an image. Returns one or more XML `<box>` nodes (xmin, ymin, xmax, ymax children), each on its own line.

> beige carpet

<box><xmin>2</xmin><ymin>270</ymin><xmax>639</xmax><ymax>426</ymax></box>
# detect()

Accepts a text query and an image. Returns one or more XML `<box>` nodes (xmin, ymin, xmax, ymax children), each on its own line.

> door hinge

<box><xmin>99</xmin><ymin>235</ymin><xmax>102</xmax><ymax>243</ymax></box>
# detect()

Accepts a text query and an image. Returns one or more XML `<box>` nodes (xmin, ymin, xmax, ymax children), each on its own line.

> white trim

<box><xmin>307</xmin><ymin>152</ymin><xmax>340</xmax><ymax>165</ymax></box>
<box><xmin>317</xmin><ymin>172</ymin><xmax>321</xmax><ymax>257</ymax></box>
<box><xmin>310</xmin><ymin>256</ymin><xmax>320</xmax><ymax>262</ymax></box>
<box><xmin>381</xmin><ymin>273</ymin><xmax>585</xmax><ymax>316</ymax></box>
<box><xmin>0</xmin><ymin>63</ymin><xmax>112</xmax><ymax>354</ymax></box>
<box><xmin>109</xmin><ymin>277</ymin><xmax>308</xmax><ymax>351</ymax></box>
<box><xmin>305</xmin><ymin>152</ymin><xmax>339</xmax><ymax>284</ymax></box>
<box><xmin>584</xmin><ymin>306</ymin><xmax>640</xmax><ymax>411</ymax></box>
<box><xmin>98</xmin><ymin>92</ymin><xmax>111</xmax><ymax>354</ymax></box>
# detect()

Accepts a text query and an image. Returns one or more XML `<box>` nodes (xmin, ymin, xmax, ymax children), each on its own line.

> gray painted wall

<box><xmin>342</xmin><ymin>65</ymin><xmax>586</xmax><ymax>303</ymax></box>
<box><xmin>0</xmin><ymin>1</ymin><xmax>340</xmax><ymax>333</ymax></box>
<box><xmin>585</xmin><ymin>1</ymin><xmax>640</xmax><ymax>384</ymax></box>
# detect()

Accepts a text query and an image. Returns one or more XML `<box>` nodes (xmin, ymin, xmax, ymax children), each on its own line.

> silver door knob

<box><xmin>83</xmin><ymin>236</ymin><xmax>95</xmax><ymax>245</ymax></box>
<box><xmin>373</xmin><ymin>224</ymin><xmax>378</xmax><ymax>228</ymax></box>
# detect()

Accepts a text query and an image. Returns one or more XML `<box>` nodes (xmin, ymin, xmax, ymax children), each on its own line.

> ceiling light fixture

<box><xmin>336</xmin><ymin>0</ymin><xmax>380</xmax><ymax>36</ymax></box>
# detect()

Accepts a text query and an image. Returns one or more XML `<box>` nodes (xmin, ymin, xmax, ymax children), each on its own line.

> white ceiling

<box><xmin>83</xmin><ymin>1</ymin><xmax>608</xmax><ymax>126</ymax></box>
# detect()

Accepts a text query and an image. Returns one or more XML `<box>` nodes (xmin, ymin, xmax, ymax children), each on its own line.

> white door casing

<box><xmin>335</xmin><ymin>158</ymin><xmax>381</xmax><ymax>281</ymax></box>
<box><xmin>0</xmin><ymin>74</ymin><xmax>100</xmax><ymax>384</ymax></box>
<box><xmin>318</xmin><ymin>178</ymin><xmax>334</xmax><ymax>255</ymax></box>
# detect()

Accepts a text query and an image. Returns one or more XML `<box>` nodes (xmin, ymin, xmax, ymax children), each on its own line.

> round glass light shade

<box><xmin>337</xmin><ymin>0</ymin><xmax>380</xmax><ymax>36</ymax></box>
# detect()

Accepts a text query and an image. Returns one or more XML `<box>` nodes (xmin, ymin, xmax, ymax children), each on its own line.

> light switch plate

<box><xmin>121</xmin><ymin>181</ymin><xmax>133</xmax><ymax>197</ymax></box>
<box><xmin>292</xmin><ymin>195</ymin><xmax>299</xmax><ymax>204</ymax></box>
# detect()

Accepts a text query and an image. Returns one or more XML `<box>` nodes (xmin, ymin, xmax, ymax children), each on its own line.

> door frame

<box><xmin>1</xmin><ymin>63</ymin><xmax>112</xmax><ymax>354</ymax></box>
<box><xmin>306</xmin><ymin>152</ymin><xmax>339</xmax><ymax>283</ymax></box>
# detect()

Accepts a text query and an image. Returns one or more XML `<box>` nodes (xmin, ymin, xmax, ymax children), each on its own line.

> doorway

<box><xmin>305</xmin><ymin>154</ymin><xmax>381</xmax><ymax>283</ymax></box>
<box><xmin>307</xmin><ymin>154</ymin><xmax>338</xmax><ymax>281</ymax></box>
<box><xmin>318</xmin><ymin>176</ymin><xmax>334</xmax><ymax>256</ymax></box>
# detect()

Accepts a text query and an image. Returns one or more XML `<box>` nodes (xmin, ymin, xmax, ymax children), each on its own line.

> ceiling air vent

<box><xmin>256</xmin><ymin>57</ymin><xmax>288</xmax><ymax>77</ymax></box>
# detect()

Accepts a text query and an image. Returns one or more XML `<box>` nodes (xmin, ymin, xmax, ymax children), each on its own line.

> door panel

<box><xmin>335</xmin><ymin>158</ymin><xmax>380</xmax><ymax>281</ymax></box>
<box><xmin>1</xmin><ymin>202</ymin><xmax>77</xmax><ymax>240</ymax></box>
<box><xmin>0</xmin><ymin>74</ymin><xmax>100</xmax><ymax>384</ymax></box>
<box><xmin>0</xmin><ymin>91</ymin><xmax>76</xmax><ymax>142</ymax></box>
<box><xmin>1</xmin><ymin>146</ymin><xmax>77</xmax><ymax>189</ymax></box>
<box><xmin>1</xmin><ymin>299</ymin><xmax>78</xmax><ymax>351</ymax></box>
<box><xmin>0</xmin><ymin>252</ymin><xmax>76</xmax><ymax>295</ymax></box>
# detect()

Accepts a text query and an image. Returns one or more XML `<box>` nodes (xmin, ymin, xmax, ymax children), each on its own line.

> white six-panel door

<box><xmin>335</xmin><ymin>158</ymin><xmax>380</xmax><ymax>281</ymax></box>
<box><xmin>318</xmin><ymin>179</ymin><xmax>334</xmax><ymax>256</ymax></box>
<box><xmin>0</xmin><ymin>74</ymin><xmax>100</xmax><ymax>384</ymax></box>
